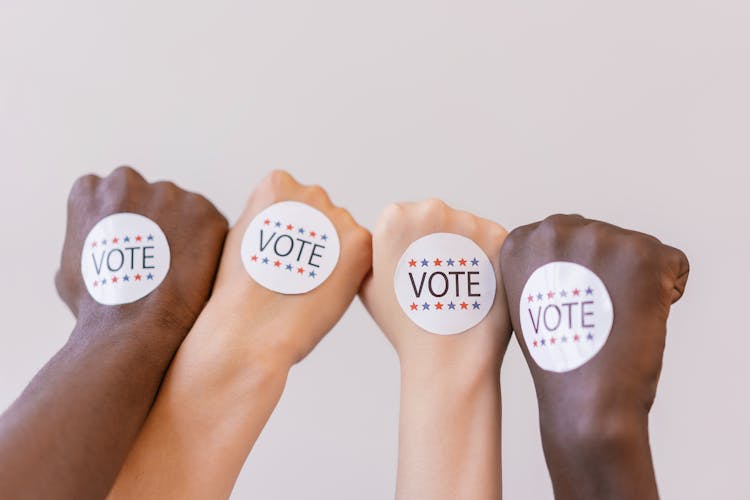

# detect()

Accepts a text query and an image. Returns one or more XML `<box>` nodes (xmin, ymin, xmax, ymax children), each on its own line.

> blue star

<box><xmin>262</xmin><ymin>257</ymin><xmax>269</xmax><ymax>264</ymax></box>
<box><xmin>422</xmin><ymin>302</ymin><xmax>430</xmax><ymax>310</ymax></box>
<box><xmin>472</xmin><ymin>301</ymin><xmax>480</xmax><ymax>309</ymax></box>
<box><xmin>101</xmin><ymin>239</ymin><xmax>107</xmax><ymax>245</ymax></box>
<box><xmin>587</xmin><ymin>332</ymin><xmax>594</xmax><ymax>341</ymax></box>
<box><xmin>147</xmin><ymin>273</ymin><xmax>154</xmax><ymax>280</ymax></box>
<box><xmin>446</xmin><ymin>258</ymin><xmax>455</xmax><ymax>266</ymax></box>
<box><xmin>285</xmin><ymin>263</ymin><xmax>293</xmax><ymax>271</ymax></box>
<box><xmin>560</xmin><ymin>290</ymin><xmax>567</xmax><ymax>297</ymax></box>
<box><xmin>540</xmin><ymin>339</ymin><xmax>546</xmax><ymax>346</ymax></box>
<box><xmin>309</xmin><ymin>270</ymin><xmax>317</xmax><ymax>278</ymax></box>
<box><xmin>536</xmin><ymin>293</ymin><xmax>543</xmax><ymax>300</ymax></box>
<box><xmin>470</xmin><ymin>258</ymin><xmax>479</xmax><ymax>266</ymax></box>
<box><xmin>147</xmin><ymin>234</ymin><xmax>154</xmax><ymax>241</ymax></box>
<box><xmin>585</xmin><ymin>287</ymin><xmax>593</xmax><ymax>295</ymax></box>
<box><xmin>275</xmin><ymin>221</ymin><xmax>281</xmax><ymax>227</ymax></box>
<box><xmin>123</xmin><ymin>236</ymin><xmax>130</xmax><ymax>243</ymax></box>
<box><xmin>561</xmin><ymin>336</ymin><xmax>567</xmax><ymax>342</ymax></box>
<box><xmin>101</xmin><ymin>279</ymin><xmax>107</xmax><ymax>285</ymax></box>
<box><xmin>321</xmin><ymin>234</ymin><xmax>328</xmax><ymax>241</ymax></box>
<box><xmin>420</xmin><ymin>259</ymin><xmax>429</xmax><ymax>267</ymax></box>
<box><xmin>122</xmin><ymin>275</ymin><xmax>129</xmax><ymax>282</ymax></box>
<box><xmin>298</xmin><ymin>227</ymin><xmax>305</xmax><ymax>234</ymax></box>
<box><xmin>447</xmin><ymin>302</ymin><xmax>456</xmax><ymax>310</ymax></box>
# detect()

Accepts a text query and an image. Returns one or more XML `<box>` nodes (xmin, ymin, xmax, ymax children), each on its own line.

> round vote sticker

<box><xmin>240</xmin><ymin>201</ymin><xmax>340</xmax><ymax>294</ymax></box>
<box><xmin>519</xmin><ymin>261</ymin><xmax>614</xmax><ymax>373</ymax></box>
<box><xmin>81</xmin><ymin>213</ymin><xmax>171</xmax><ymax>305</ymax></box>
<box><xmin>394</xmin><ymin>233</ymin><xmax>497</xmax><ymax>335</ymax></box>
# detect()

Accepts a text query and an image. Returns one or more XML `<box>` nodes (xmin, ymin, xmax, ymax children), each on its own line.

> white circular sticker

<box><xmin>519</xmin><ymin>261</ymin><xmax>614</xmax><ymax>373</ymax></box>
<box><xmin>394</xmin><ymin>233</ymin><xmax>497</xmax><ymax>335</ymax></box>
<box><xmin>81</xmin><ymin>213</ymin><xmax>171</xmax><ymax>305</ymax></box>
<box><xmin>240</xmin><ymin>201</ymin><xmax>340</xmax><ymax>294</ymax></box>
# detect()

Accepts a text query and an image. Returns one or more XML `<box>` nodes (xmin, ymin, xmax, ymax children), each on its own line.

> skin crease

<box><xmin>499</xmin><ymin>214</ymin><xmax>690</xmax><ymax>500</ymax></box>
<box><xmin>108</xmin><ymin>170</ymin><xmax>372</xmax><ymax>500</ymax></box>
<box><xmin>360</xmin><ymin>199</ymin><xmax>510</xmax><ymax>500</ymax></box>
<box><xmin>0</xmin><ymin>167</ymin><xmax>228</xmax><ymax>500</ymax></box>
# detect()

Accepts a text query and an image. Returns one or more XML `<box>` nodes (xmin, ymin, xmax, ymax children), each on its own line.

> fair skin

<box><xmin>108</xmin><ymin>171</ymin><xmax>372</xmax><ymax>499</ymax></box>
<box><xmin>360</xmin><ymin>199</ymin><xmax>511</xmax><ymax>500</ymax></box>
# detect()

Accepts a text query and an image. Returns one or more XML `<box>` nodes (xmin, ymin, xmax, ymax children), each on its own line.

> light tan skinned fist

<box><xmin>210</xmin><ymin>170</ymin><xmax>372</xmax><ymax>366</ymax></box>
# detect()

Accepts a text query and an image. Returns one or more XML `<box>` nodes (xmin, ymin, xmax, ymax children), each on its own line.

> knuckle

<box><xmin>374</xmin><ymin>203</ymin><xmax>403</xmax><ymax>232</ymax></box>
<box><xmin>263</xmin><ymin>169</ymin><xmax>295</xmax><ymax>188</ymax></box>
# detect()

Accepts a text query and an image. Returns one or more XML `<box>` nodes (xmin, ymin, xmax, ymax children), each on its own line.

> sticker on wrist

<box><xmin>394</xmin><ymin>233</ymin><xmax>497</xmax><ymax>335</ymax></box>
<box><xmin>519</xmin><ymin>261</ymin><xmax>614</xmax><ymax>373</ymax></box>
<box><xmin>81</xmin><ymin>213</ymin><xmax>171</xmax><ymax>305</ymax></box>
<box><xmin>240</xmin><ymin>201</ymin><xmax>340</xmax><ymax>294</ymax></box>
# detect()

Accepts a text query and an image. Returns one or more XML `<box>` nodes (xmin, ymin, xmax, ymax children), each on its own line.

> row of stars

<box><xmin>262</xmin><ymin>218</ymin><xmax>328</xmax><ymax>240</ymax></box>
<box><xmin>531</xmin><ymin>332</ymin><xmax>595</xmax><ymax>347</ymax></box>
<box><xmin>92</xmin><ymin>273</ymin><xmax>154</xmax><ymax>287</ymax></box>
<box><xmin>250</xmin><ymin>255</ymin><xmax>317</xmax><ymax>278</ymax></box>
<box><xmin>408</xmin><ymin>301</ymin><xmax>481</xmax><ymax>311</ymax></box>
<box><xmin>527</xmin><ymin>287</ymin><xmax>593</xmax><ymax>302</ymax></box>
<box><xmin>408</xmin><ymin>257</ymin><xmax>479</xmax><ymax>267</ymax></box>
<box><xmin>91</xmin><ymin>234</ymin><xmax>154</xmax><ymax>247</ymax></box>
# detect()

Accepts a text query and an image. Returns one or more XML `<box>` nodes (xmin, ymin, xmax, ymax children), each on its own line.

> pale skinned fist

<box><xmin>361</xmin><ymin>199</ymin><xmax>511</xmax><ymax>372</ymax></box>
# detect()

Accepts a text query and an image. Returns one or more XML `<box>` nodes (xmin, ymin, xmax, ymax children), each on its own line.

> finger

<box><xmin>663</xmin><ymin>244</ymin><xmax>690</xmax><ymax>304</ymax></box>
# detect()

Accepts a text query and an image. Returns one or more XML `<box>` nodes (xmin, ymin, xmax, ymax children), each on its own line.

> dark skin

<box><xmin>499</xmin><ymin>214</ymin><xmax>689</xmax><ymax>500</ymax></box>
<box><xmin>0</xmin><ymin>167</ymin><xmax>228</xmax><ymax>500</ymax></box>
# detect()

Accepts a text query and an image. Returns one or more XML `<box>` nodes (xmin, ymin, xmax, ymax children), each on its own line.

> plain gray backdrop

<box><xmin>1</xmin><ymin>1</ymin><xmax>747</xmax><ymax>498</ymax></box>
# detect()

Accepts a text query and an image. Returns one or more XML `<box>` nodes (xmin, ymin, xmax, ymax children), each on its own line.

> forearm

<box><xmin>109</xmin><ymin>299</ymin><xmax>291</xmax><ymax>500</ymax></box>
<box><xmin>0</xmin><ymin>313</ymin><xmax>181</xmax><ymax>499</ymax></box>
<box><xmin>396</xmin><ymin>358</ymin><xmax>502</xmax><ymax>500</ymax></box>
<box><xmin>539</xmin><ymin>408</ymin><xmax>657</xmax><ymax>500</ymax></box>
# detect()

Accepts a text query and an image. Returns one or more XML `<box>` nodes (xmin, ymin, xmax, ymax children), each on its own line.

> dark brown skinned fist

<box><xmin>499</xmin><ymin>214</ymin><xmax>689</xmax><ymax>500</ymax></box>
<box><xmin>0</xmin><ymin>166</ymin><xmax>228</xmax><ymax>500</ymax></box>
<box><xmin>55</xmin><ymin>166</ymin><xmax>228</xmax><ymax>339</ymax></box>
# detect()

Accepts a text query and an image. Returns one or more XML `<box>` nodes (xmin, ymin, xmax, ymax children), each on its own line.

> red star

<box><xmin>287</xmin><ymin>224</ymin><xmax>294</xmax><ymax>230</ymax></box>
<box><xmin>297</xmin><ymin>267</ymin><xmax>304</xmax><ymax>274</ymax></box>
<box><xmin>135</xmin><ymin>235</ymin><xmax>142</xmax><ymax>242</ymax></box>
<box><xmin>572</xmin><ymin>288</ymin><xmax>580</xmax><ymax>296</ymax></box>
<box><xmin>433</xmin><ymin>258</ymin><xmax>442</xmax><ymax>266</ymax></box>
<box><xmin>112</xmin><ymin>237</ymin><xmax>119</xmax><ymax>244</ymax></box>
<box><xmin>574</xmin><ymin>334</ymin><xmax>580</xmax><ymax>342</ymax></box>
<box><xmin>547</xmin><ymin>291</ymin><xmax>555</xmax><ymax>299</ymax></box>
<box><xmin>460</xmin><ymin>301</ymin><xmax>468</xmax><ymax>309</ymax></box>
<box><xmin>550</xmin><ymin>337</ymin><xmax>556</xmax><ymax>344</ymax></box>
<box><xmin>111</xmin><ymin>276</ymin><xmax>118</xmax><ymax>283</ymax></box>
<box><xmin>251</xmin><ymin>255</ymin><xmax>258</xmax><ymax>262</ymax></box>
<box><xmin>93</xmin><ymin>280</ymin><xmax>98</xmax><ymax>287</ymax></box>
<box><xmin>309</xmin><ymin>231</ymin><xmax>316</xmax><ymax>237</ymax></box>
<box><xmin>410</xmin><ymin>302</ymin><xmax>418</xmax><ymax>311</ymax></box>
<box><xmin>458</xmin><ymin>258</ymin><xmax>467</xmax><ymax>266</ymax></box>
<box><xmin>435</xmin><ymin>302</ymin><xmax>443</xmax><ymax>310</ymax></box>
<box><xmin>264</xmin><ymin>218</ymin><xmax>270</xmax><ymax>225</ymax></box>
<box><xmin>91</xmin><ymin>241</ymin><xmax>97</xmax><ymax>247</ymax></box>
<box><xmin>527</xmin><ymin>295</ymin><xmax>534</xmax><ymax>302</ymax></box>
<box><xmin>533</xmin><ymin>340</ymin><xmax>538</xmax><ymax>347</ymax></box>
<box><xmin>408</xmin><ymin>259</ymin><xmax>417</xmax><ymax>267</ymax></box>
<box><xmin>274</xmin><ymin>260</ymin><xmax>281</xmax><ymax>267</ymax></box>
<box><xmin>134</xmin><ymin>274</ymin><xmax>142</xmax><ymax>281</ymax></box>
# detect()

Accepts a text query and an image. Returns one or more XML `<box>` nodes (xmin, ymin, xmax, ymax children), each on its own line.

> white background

<box><xmin>1</xmin><ymin>1</ymin><xmax>747</xmax><ymax>498</ymax></box>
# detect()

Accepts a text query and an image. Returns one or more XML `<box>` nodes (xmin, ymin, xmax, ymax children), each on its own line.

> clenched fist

<box><xmin>499</xmin><ymin>214</ymin><xmax>689</xmax><ymax>500</ymax></box>
<box><xmin>0</xmin><ymin>166</ymin><xmax>227</xmax><ymax>500</ymax></box>
<box><xmin>361</xmin><ymin>199</ymin><xmax>509</xmax><ymax>500</ymax></box>
<box><xmin>56</xmin><ymin>166</ymin><xmax>228</xmax><ymax>337</ymax></box>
